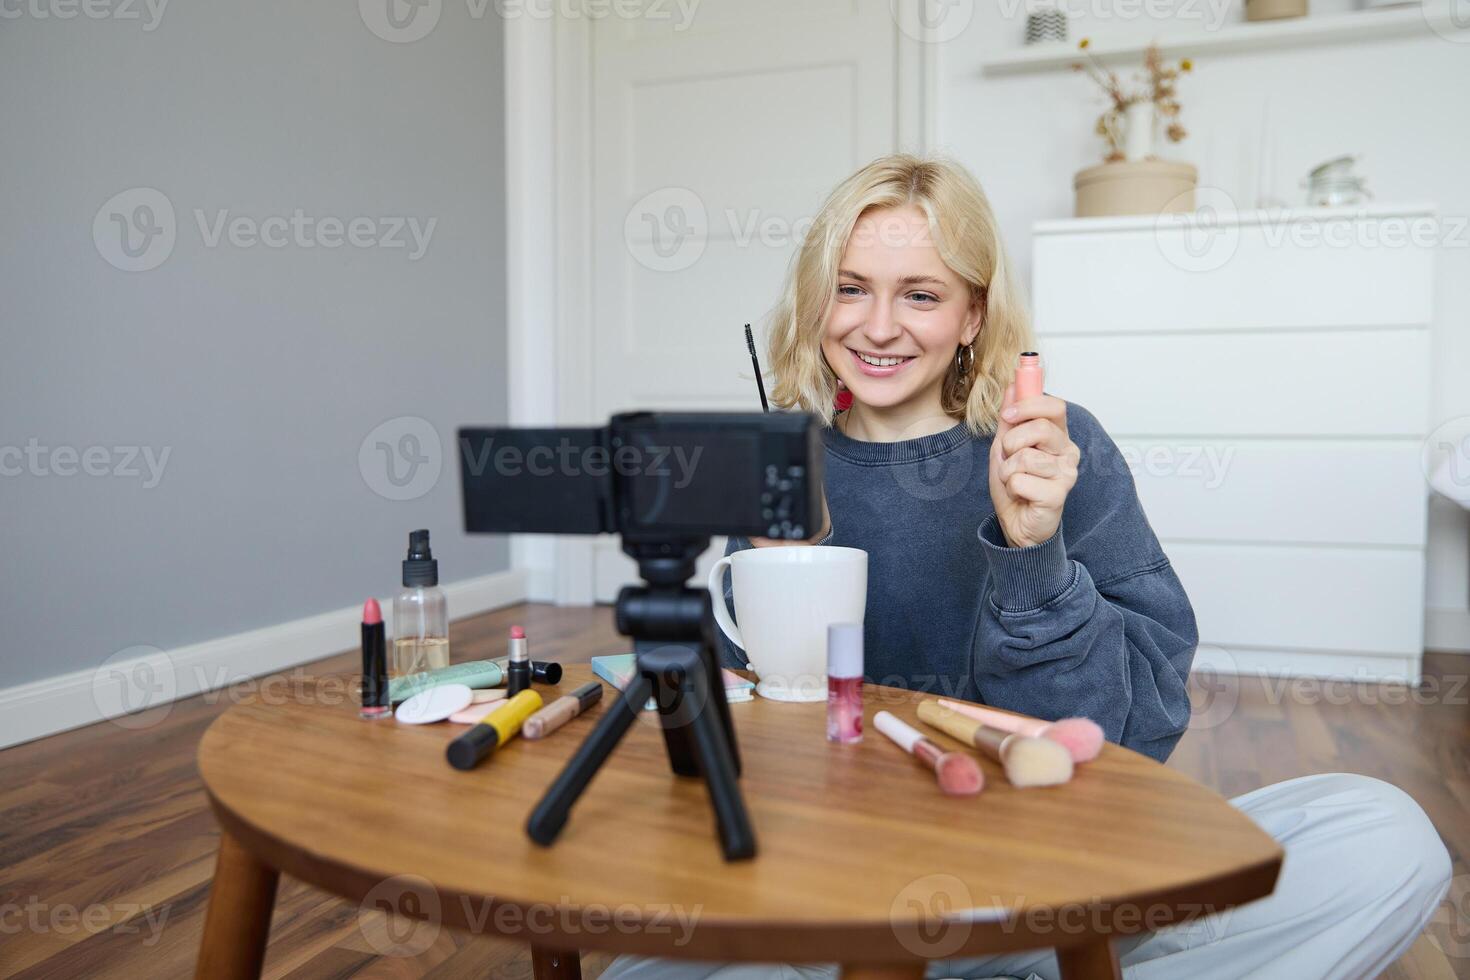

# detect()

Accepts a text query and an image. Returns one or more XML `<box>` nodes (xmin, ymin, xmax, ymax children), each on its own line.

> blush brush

<box><xmin>874</xmin><ymin>711</ymin><xmax>983</xmax><ymax>796</ymax></box>
<box><xmin>935</xmin><ymin>698</ymin><xmax>1104</xmax><ymax>764</ymax></box>
<box><xmin>917</xmin><ymin>701</ymin><xmax>1074</xmax><ymax>788</ymax></box>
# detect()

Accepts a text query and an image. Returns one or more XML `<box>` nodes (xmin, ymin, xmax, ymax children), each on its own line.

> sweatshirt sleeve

<box><xmin>972</xmin><ymin>404</ymin><xmax>1197</xmax><ymax>763</ymax></box>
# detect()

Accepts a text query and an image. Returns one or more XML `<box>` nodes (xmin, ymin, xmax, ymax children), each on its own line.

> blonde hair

<box><xmin>766</xmin><ymin>154</ymin><xmax>1034</xmax><ymax>435</ymax></box>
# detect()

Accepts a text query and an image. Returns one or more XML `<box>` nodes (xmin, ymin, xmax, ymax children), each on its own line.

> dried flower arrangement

<box><xmin>1073</xmin><ymin>40</ymin><xmax>1192</xmax><ymax>163</ymax></box>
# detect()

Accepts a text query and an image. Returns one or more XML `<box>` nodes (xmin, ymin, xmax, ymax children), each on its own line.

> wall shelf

<box><xmin>980</xmin><ymin>5</ymin><xmax>1467</xmax><ymax>76</ymax></box>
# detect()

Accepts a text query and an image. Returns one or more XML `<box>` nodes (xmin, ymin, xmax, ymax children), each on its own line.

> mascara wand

<box><xmin>744</xmin><ymin>323</ymin><xmax>769</xmax><ymax>413</ymax></box>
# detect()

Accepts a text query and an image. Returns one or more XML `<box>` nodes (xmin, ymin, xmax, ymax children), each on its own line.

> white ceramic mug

<box><xmin>707</xmin><ymin>546</ymin><xmax>867</xmax><ymax>702</ymax></box>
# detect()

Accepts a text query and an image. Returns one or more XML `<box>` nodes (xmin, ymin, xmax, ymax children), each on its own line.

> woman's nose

<box><xmin>865</xmin><ymin>303</ymin><xmax>902</xmax><ymax>344</ymax></box>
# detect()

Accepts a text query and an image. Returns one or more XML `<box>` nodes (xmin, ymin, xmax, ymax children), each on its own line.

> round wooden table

<box><xmin>195</xmin><ymin>665</ymin><xmax>1281</xmax><ymax>980</ymax></box>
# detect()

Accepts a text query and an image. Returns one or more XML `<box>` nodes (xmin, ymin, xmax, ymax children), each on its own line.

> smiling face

<box><xmin>822</xmin><ymin>205</ymin><xmax>982</xmax><ymax>419</ymax></box>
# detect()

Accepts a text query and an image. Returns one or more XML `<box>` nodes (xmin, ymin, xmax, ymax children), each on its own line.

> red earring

<box><xmin>834</xmin><ymin>380</ymin><xmax>853</xmax><ymax>412</ymax></box>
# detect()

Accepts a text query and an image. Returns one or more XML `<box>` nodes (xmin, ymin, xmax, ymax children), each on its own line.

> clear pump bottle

<box><xmin>392</xmin><ymin>529</ymin><xmax>449</xmax><ymax>678</ymax></box>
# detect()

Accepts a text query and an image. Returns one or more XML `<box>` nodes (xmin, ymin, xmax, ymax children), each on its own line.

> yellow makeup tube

<box><xmin>446</xmin><ymin>689</ymin><xmax>542</xmax><ymax>771</ymax></box>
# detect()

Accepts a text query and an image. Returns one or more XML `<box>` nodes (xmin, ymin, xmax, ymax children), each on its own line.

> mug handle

<box><xmin>706</xmin><ymin>556</ymin><xmax>747</xmax><ymax>662</ymax></box>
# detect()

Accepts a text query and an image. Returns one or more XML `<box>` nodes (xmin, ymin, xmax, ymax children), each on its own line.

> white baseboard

<box><xmin>1426</xmin><ymin>606</ymin><xmax>1470</xmax><ymax>654</ymax></box>
<box><xmin>1193</xmin><ymin>643</ymin><xmax>1422</xmax><ymax>684</ymax></box>
<box><xmin>523</xmin><ymin>566</ymin><xmax>558</xmax><ymax>603</ymax></box>
<box><xmin>0</xmin><ymin>568</ymin><xmax>528</xmax><ymax>751</ymax></box>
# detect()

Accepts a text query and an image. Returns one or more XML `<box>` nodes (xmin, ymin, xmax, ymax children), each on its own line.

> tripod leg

<box><xmin>640</xmin><ymin>641</ymin><xmax>700</xmax><ymax>778</ymax></box>
<box><xmin>686</xmin><ymin>680</ymin><xmax>757</xmax><ymax>861</ymax></box>
<box><xmin>526</xmin><ymin>673</ymin><xmax>653</xmax><ymax>847</ymax></box>
<box><xmin>698</xmin><ymin>607</ymin><xmax>742</xmax><ymax>777</ymax></box>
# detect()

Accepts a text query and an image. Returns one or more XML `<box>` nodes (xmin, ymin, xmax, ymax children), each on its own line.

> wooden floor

<box><xmin>2</xmin><ymin>603</ymin><xmax>1466</xmax><ymax>979</ymax></box>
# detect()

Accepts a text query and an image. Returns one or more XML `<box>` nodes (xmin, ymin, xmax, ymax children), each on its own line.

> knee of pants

<box><xmin>1280</xmin><ymin>773</ymin><xmax>1451</xmax><ymax>919</ymax></box>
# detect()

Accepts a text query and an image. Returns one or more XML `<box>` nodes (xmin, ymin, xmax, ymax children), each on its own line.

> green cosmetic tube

<box><xmin>389</xmin><ymin>660</ymin><xmax>505</xmax><ymax>704</ymax></box>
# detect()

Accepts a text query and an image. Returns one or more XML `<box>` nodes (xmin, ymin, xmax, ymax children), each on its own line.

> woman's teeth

<box><xmin>855</xmin><ymin>352</ymin><xmax>911</xmax><ymax>367</ymax></box>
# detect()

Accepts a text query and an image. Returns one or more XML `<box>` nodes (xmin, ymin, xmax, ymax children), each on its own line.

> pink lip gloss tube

<box><xmin>827</xmin><ymin>623</ymin><xmax>864</xmax><ymax>744</ymax></box>
<box><xmin>1015</xmin><ymin>351</ymin><xmax>1044</xmax><ymax>401</ymax></box>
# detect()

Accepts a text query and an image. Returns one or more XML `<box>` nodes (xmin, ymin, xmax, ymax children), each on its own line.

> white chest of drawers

<box><xmin>1031</xmin><ymin>204</ymin><xmax>1436</xmax><ymax>682</ymax></box>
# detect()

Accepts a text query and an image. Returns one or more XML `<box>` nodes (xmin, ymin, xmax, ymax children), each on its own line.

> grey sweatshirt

<box><xmin>720</xmin><ymin>403</ymin><xmax>1198</xmax><ymax>762</ymax></box>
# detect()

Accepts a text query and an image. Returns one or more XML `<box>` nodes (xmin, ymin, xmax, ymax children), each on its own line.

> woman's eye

<box><xmin>837</xmin><ymin>284</ymin><xmax>865</xmax><ymax>298</ymax></box>
<box><xmin>909</xmin><ymin>291</ymin><xmax>939</xmax><ymax>304</ymax></box>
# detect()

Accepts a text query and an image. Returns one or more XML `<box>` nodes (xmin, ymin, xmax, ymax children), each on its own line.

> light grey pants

<box><xmin>600</xmin><ymin>773</ymin><xmax>1452</xmax><ymax>980</ymax></box>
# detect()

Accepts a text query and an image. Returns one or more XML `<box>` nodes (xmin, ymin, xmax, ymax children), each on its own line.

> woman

<box><xmin>607</xmin><ymin>155</ymin><xmax>1450</xmax><ymax>980</ymax></box>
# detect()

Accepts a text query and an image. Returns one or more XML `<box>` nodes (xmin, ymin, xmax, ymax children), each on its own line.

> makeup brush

<box><xmin>874</xmin><ymin>711</ymin><xmax>983</xmax><ymax>796</ymax></box>
<box><xmin>917</xmin><ymin>701</ymin><xmax>1074</xmax><ymax>788</ymax></box>
<box><xmin>936</xmin><ymin>698</ymin><xmax>1104</xmax><ymax>764</ymax></box>
<box><xmin>744</xmin><ymin>323</ymin><xmax>769</xmax><ymax>413</ymax></box>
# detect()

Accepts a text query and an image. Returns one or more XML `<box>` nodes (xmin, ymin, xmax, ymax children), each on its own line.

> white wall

<box><xmin>936</xmin><ymin>0</ymin><xmax>1470</xmax><ymax>650</ymax></box>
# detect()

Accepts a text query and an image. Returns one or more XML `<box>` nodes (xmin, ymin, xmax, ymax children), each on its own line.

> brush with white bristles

<box><xmin>936</xmin><ymin>698</ymin><xmax>1105</xmax><ymax>764</ymax></box>
<box><xmin>917</xmin><ymin>701</ymin><xmax>1074</xmax><ymax>788</ymax></box>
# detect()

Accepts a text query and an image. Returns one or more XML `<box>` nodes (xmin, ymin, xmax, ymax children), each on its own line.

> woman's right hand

<box><xmin>750</xmin><ymin>490</ymin><xmax>830</xmax><ymax>547</ymax></box>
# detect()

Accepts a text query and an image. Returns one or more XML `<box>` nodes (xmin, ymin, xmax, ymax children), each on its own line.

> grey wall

<box><xmin>0</xmin><ymin>0</ymin><xmax>509</xmax><ymax>688</ymax></box>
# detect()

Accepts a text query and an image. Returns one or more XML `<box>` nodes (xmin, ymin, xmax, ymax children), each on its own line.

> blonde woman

<box><xmin>605</xmin><ymin>156</ymin><xmax>1448</xmax><ymax>980</ymax></box>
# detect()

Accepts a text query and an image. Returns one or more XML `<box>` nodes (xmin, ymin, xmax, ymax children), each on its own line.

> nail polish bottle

<box><xmin>827</xmin><ymin>623</ymin><xmax>864</xmax><ymax>744</ymax></box>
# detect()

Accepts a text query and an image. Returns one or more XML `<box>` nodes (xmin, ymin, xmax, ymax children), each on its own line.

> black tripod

<box><xmin>525</xmin><ymin>537</ymin><xmax>756</xmax><ymax>861</ymax></box>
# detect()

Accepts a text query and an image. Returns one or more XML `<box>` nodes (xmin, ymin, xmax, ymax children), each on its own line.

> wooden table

<box><xmin>195</xmin><ymin>666</ymin><xmax>1282</xmax><ymax>980</ymax></box>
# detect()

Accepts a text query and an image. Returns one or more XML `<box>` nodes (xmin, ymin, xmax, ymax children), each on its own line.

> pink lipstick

<box><xmin>360</xmin><ymin>598</ymin><xmax>390</xmax><ymax>719</ymax></box>
<box><xmin>506</xmin><ymin>625</ymin><xmax>531</xmax><ymax>696</ymax></box>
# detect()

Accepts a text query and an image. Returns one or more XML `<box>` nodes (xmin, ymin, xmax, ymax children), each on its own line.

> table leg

<box><xmin>531</xmin><ymin>944</ymin><xmax>583</xmax><ymax>980</ymax></box>
<box><xmin>841</xmin><ymin>965</ymin><xmax>925</xmax><ymax>980</ymax></box>
<box><xmin>195</xmin><ymin>829</ymin><xmax>280</xmax><ymax>980</ymax></box>
<box><xmin>1056</xmin><ymin>938</ymin><xmax>1121</xmax><ymax>980</ymax></box>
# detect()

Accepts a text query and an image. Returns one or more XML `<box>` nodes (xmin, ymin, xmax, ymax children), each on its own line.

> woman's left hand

<box><xmin>988</xmin><ymin>384</ymin><xmax>1081</xmax><ymax>549</ymax></box>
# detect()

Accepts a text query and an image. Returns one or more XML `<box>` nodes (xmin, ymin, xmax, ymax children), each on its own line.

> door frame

<box><xmin>504</xmin><ymin>9</ymin><xmax>938</xmax><ymax>604</ymax></box>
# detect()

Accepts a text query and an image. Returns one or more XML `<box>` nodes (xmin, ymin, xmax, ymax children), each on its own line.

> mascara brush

<box><xmin>744</xmin><ymin>323</ymin><xmax>769</xmax><ymax>412</ymax></box>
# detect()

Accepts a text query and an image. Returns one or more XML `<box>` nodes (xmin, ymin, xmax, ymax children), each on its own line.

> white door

<box><xmin>586</xmin><ymin>1</ymin><xmax>925</xmax><ymax>600</ymax></box>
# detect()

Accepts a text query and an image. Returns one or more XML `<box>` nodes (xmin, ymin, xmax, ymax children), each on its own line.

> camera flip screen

<box><xmin>458</xmin><ymin>411</ymin><xmax>823</xmax><ymax>541</ymax></box>
<box><xmin>619</xmin><ymin>429</ymin><xmax>761</xmax><ymax>530</ymax></box>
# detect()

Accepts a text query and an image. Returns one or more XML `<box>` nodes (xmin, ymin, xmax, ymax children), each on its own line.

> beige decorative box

<box><xmin>1073</xmin><ymin>160</ymin><xmax>1198</xmax><ymax>218</ymax></box>
<box><xmin>1246</xmin><ymin>0</ymin><xmax>1308</xmax><ymax>21</ymax></box>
